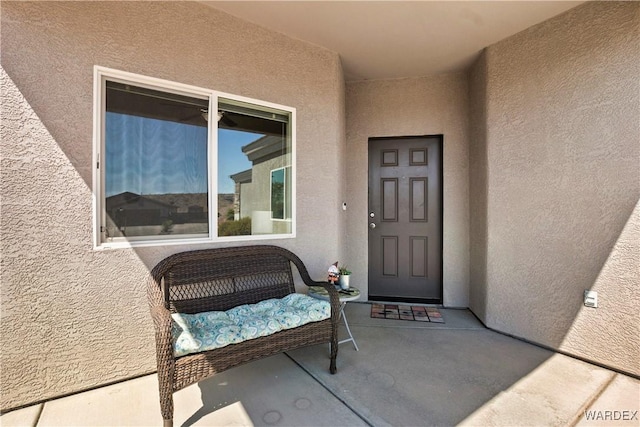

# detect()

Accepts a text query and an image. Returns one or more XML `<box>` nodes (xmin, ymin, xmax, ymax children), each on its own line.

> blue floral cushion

<box><xmin>171</xmin><ymin>293</ymin><xmax>331</xmax><ymax>357</ymax></box>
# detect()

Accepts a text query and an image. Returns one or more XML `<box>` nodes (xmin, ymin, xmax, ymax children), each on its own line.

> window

<box><xmin>270</xmin><ymin>166</ymin><xmax>292</xmax><ymax>221</ymax></box>
<box><xmin>93</xmin><ymin>67</ymin><xmax>295</xmax><ymax>248</ymax></box>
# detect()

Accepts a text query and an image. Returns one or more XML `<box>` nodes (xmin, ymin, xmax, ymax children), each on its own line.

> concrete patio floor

<box><xmin>2</xmin><ymin>304</ymin><xmax>639</xmax><ymax>426</ymax></box>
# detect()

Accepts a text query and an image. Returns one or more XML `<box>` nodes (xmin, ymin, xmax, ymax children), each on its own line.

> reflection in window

<box><xmin>104</xmin><ymin>82</ymin><xmax>209</xmax><ymax>239</ymax></box>
<box><xmin>271</xmin><ymin>167</ymin><xmax>292</xmax><ymax>220</ymax></box>
<box><xmin>220</xmin><ymin>99</ymin><xmax>292</xmax><ymax>236</ymax></box>
<box><xmin>96</xmin><ymin>68</ymin><xmax>295</xmax><ymax>247</ymax></box>
<box><xmin>271</xmin><ymin>168</ymin><xmax>285</xmax><ymax>220</ymax></box>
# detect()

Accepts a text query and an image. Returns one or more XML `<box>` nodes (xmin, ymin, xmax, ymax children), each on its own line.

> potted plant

<box><xmin>338</xmin><ymin>266</ymin><xmax>351</xmax><ymax>290</ymax></box>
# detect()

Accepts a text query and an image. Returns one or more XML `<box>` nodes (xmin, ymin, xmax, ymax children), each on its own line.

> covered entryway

<box><xmin>368</xmin><ymin>136</ymin><xmax>443</xmax><ymax>303</ymax></box>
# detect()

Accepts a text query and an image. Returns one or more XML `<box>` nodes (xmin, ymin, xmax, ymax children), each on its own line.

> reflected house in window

<box><xmin>105</xmin><ymin>191</ymin><xmax>208</xmax><ymax>238</ymax></box>
<box><xmin>230</xmin><ymin>135</ymin><xmax>291</xmax><ymax>235</ymax></box>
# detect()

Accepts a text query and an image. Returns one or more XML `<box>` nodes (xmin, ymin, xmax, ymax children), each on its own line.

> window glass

<box><xmin>218</xmin><ymin>99</ymin><xmax>292</xmax><ymax>236</ymax></box>
<box><xmin>271</xmin><ymin>166</ymin><xmax>292</xmax><ymax>220</ymax></box>
<box><xmin>271</xmin><ymin>168</ymin><xmax>286</xmax><ymax>220</ymax></box>
<box><xmin>104</xmin><ymin>82</ymin><xmax>209</xmax><ymax>240</ymax></box>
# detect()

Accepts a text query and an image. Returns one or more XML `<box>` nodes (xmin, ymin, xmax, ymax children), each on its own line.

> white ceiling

<box><xmin>203</xmin><ymin>1</ymin><xmax>584</xmax><ymax>81</ymax></box>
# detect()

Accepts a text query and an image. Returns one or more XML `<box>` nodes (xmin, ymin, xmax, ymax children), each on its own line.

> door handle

<box><xmin>369</xmin><ymin>222</ymin><xmax>376</xmax><ymax>229</ymax></box>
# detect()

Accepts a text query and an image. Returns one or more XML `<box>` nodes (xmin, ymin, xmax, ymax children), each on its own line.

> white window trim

<box><xmin>92</xmin><ymin>66</ymin><xmax>296</xmax><ymax>249</ymax></box>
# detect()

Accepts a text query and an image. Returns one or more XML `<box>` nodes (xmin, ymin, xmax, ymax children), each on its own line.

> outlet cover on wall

<box><xmin>584</xmin><ymin>290</ymin><xmax>598</xmax><ymax>308</ymax></box>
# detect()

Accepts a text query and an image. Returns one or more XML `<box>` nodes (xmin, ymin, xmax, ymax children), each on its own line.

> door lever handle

<box><xmin>369</xmin><ymin>222</ymin><xmax>376</xmax><ymax>229</ymax></box>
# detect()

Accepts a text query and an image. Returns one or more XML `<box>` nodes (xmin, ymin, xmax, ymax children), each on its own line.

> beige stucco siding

<box><xmin>0</xmin><ymin>1</ymin><xmax>345</xmax><ymax>410</ymax></box>
<box><xmin>345</xmin><ymin>73</ymin><xmax>471</xmax><ymax>306</ymax></box>
<box><xmin>468</xmin><ymin>51</ymin><xmax>489</xmax><ymax>322</ymax></box>
<box><xmin>3</xmin><ymin>0</ymin><xmax>638</xmax><ymax>413</ymax></box>
<box><xmin>469</xmin><ymin>1</ymin><xmax>640</xmax><ymax>375</ymax></box>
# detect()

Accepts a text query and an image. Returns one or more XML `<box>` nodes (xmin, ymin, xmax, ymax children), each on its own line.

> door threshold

<box><xmin>369</xmin><ymin>295</ymin><xmax>442</xmax><ymax>305</ymax></box>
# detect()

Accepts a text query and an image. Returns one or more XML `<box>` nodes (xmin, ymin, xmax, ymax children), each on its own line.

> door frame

<box><xmin>367</xmin><ymin>135</ymin><xmax>444</xmax><ymax>305</ymax></box>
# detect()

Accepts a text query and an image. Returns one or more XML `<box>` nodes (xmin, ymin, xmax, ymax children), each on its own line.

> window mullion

<box><xmin>209</xmin><ymin>93</ymin><xmax>218</xmax><ymax>240</ymax></box>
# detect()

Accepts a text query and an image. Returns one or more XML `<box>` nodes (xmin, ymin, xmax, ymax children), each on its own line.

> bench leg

<box><xmin>330</xmin><ymin>334</ymin><xmax>338</xmax><ymax>374</ymax></box>
<box><xmin>159</xmin><ymin>389</ymin><xmax>173</xmax><ymax>426</ymax></box>
<box><xmin>157</xmin><ymin>368</ymin><xmax>174</xmax><ymax>427</ymax></box>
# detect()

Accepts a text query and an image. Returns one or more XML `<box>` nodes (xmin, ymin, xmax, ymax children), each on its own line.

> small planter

<box><xmin>338</xmin><ymin>274</ymin><xmax>351</xmax><ymax>290</ymax></box>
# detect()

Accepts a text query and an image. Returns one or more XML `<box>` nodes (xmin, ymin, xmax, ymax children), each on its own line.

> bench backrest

<box><xmin>149</xmin><ymin>245</ymin><xmax>305</xmax><ymax>314</ymax></box>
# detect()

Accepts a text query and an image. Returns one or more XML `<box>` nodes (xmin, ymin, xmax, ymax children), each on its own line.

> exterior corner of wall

<box><xmin>479</xmin><ymin>0</ymin><xmax>640</xmax><ymax>375</ymax></box>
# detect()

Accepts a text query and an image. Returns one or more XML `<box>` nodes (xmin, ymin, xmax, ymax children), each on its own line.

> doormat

<box><xmin>370</xmin><ymin>303</ymin><xmax>444</xmax><ymax>323</ymax></box>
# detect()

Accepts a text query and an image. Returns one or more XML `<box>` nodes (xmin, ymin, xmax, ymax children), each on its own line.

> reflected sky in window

<box><xmin>105</xmin><ymin>113</ymin><xmax>258</xmax><ymax>197</ymax></box>
<box><xmin>218</xmin><ymin>129</ymin><xmax>259</xmax><ymax>194</ymax></box>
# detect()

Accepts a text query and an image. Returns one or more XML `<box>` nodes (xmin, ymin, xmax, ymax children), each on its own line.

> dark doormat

<box><xmin>371</xmin><ymin>303</ymin><xmax>444</xmax><ymax>323</ymax></box>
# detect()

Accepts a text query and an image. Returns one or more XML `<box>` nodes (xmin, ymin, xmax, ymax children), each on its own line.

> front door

<box><xmin>368</xmin><ymin>136</ymin><xmax>442</xmax><ymax>303</ymax></box>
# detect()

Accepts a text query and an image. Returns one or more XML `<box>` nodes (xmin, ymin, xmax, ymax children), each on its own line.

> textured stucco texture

<box><xmin>467</xmin><ymin>51</ymin><xmax>489</xmax><ymax>322</ymax></box>
<box><xmin>345</xmin><ymin>73</ymin><xmax>470</xmax><ymax>307</ymax></box>
<box><xmin>2</xmin><ymin>0</ymin><xmax>639</xmax><ymax>412</ymax></box>
<box><xmin>1</xmin><ymin>1</ymin><xmax>345</xmax><ymax>410</ymax></box>
<box><xmin>468</xmin><ymin>1</ymin><xmax>640</xmax><ymax>376</ymax></box>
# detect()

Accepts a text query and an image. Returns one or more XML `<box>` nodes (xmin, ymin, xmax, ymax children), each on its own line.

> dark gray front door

<box><xmin>368</xmin><ymin>136</ymin><xmax>442</xmax><ymax>303</ymax></box>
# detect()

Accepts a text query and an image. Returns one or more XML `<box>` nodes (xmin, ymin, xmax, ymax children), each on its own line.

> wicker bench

<box><xmin>147</xmin><ymin>245</ymin><xmax>340</xmax><ymax>427</ymax></box>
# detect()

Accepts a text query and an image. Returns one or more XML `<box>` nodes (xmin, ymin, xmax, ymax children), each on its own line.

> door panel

<box><xmin>382</xmin><ymin>179</ymin><xmax>398</xmax><ymax>221</ymax></box>
<box><xmin>382</xmin><ymin>236</ymin><xmax>398</xmax><ymax>276</ymax></box>
<box><xmin>368</xmin><ymin>136</ymin><xmax>442</xmax><ymax>303</ymax></box>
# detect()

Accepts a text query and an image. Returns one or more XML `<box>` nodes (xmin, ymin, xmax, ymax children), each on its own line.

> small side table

<box><xmin>308</xmin><ymin>286</ymin><xmax>360</xmax><ymax>351</ymax></box>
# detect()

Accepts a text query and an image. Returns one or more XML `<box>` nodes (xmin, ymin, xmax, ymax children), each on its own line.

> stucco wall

<box><xmin>469</xmin><ymin>1</ymin><xmax>639</xmax><ymax>375</ymax></box>
<box><xmin>467</xmin><ymin>51</ymin><xmax>488</xmax><ymax>321</ymax></box>
<box><xmin>345</xmin><ymin>73</ymin><xmax>470</xmax><ymax>307</ymax></box>
<box><xmin>1</xmin><ymin>1</ymin><xmax>345</xmax><ymax>410</ymax></box>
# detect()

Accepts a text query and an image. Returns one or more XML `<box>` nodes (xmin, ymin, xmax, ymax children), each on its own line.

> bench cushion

<box><xmin>171</xmin><ymin>293</ymin><xmax>331</xmax><ymax>357</ymax></box>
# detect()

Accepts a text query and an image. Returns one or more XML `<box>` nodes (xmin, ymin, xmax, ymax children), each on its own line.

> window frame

<box><xmin>92</xmin><ymin>66</ymin><xmax>296</xmax><ymax>249</ymax></box>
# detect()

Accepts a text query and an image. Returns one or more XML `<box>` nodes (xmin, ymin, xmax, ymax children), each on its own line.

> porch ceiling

<box><xmin>202</xmin><ymin>1</ymin><xmax>585</xmax><ymax>81</ymax></box>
